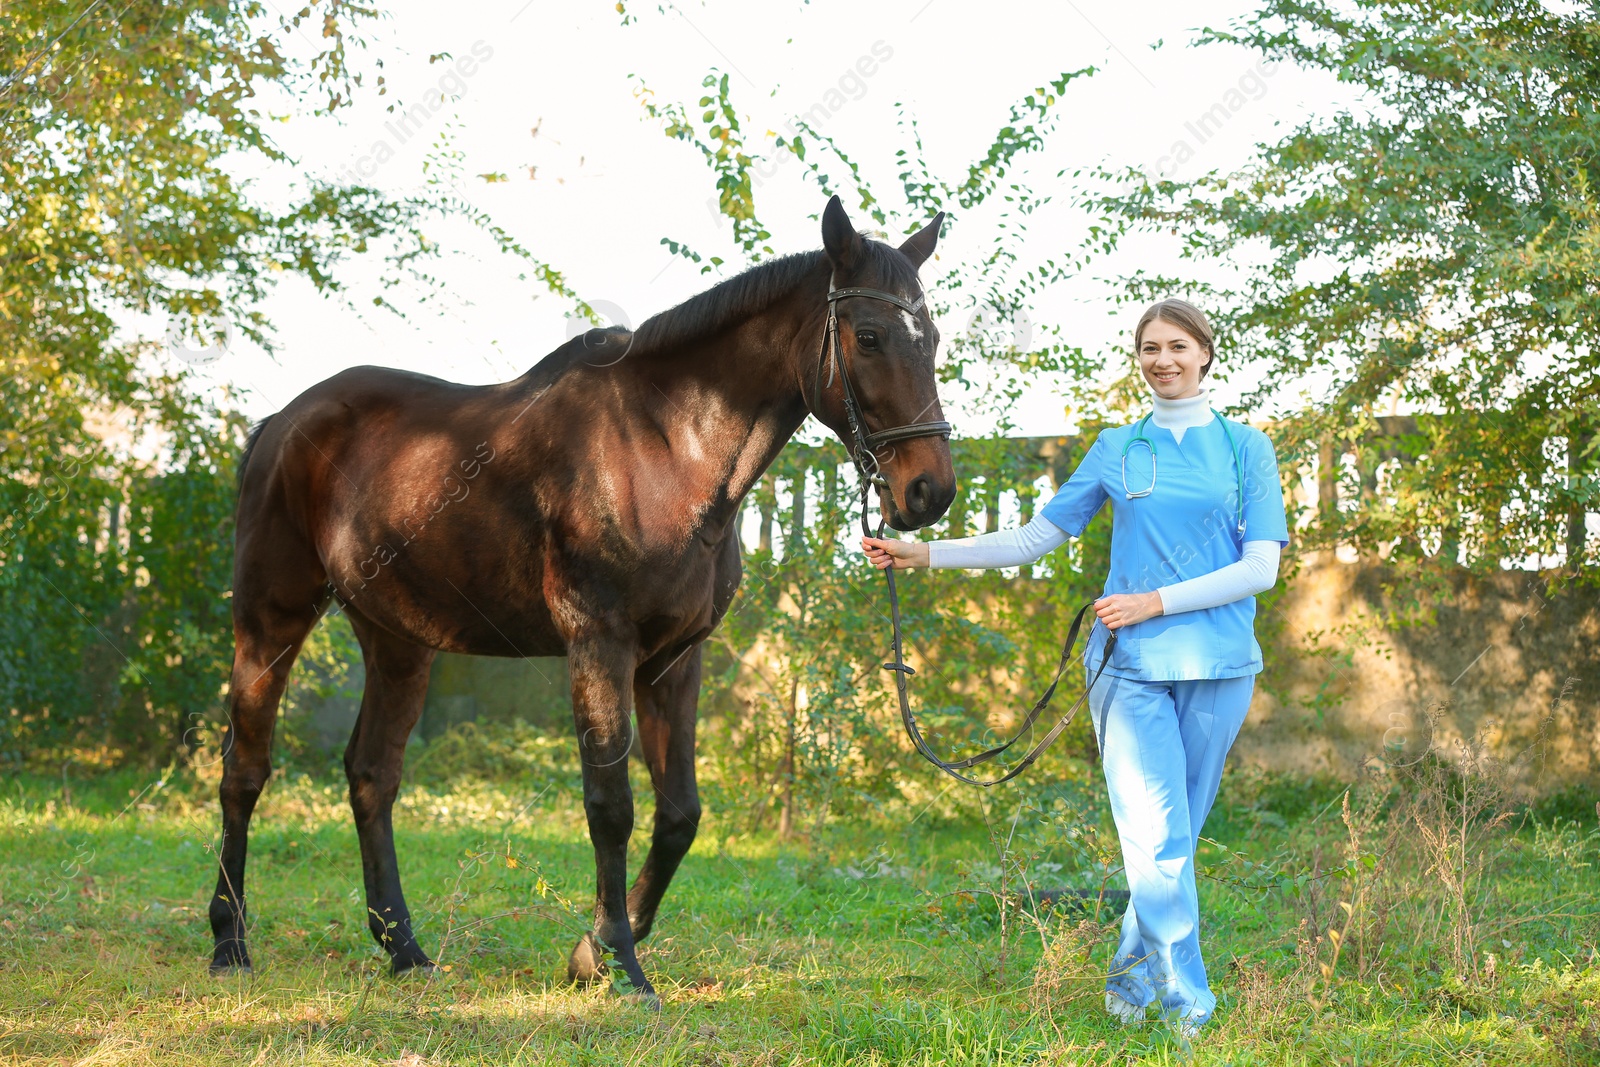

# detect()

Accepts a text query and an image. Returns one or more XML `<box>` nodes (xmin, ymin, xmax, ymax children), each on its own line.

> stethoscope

<box><xmin>1121</xmin><ymin>410</ymin><xmax>1247</xmax><ymax>538</ymax></box>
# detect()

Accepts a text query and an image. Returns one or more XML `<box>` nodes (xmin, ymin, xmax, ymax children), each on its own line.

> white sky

<box><xmin>175</xmin><ymin>0</ymin><xmax>1360</xmax><ymax>436</ymax></box>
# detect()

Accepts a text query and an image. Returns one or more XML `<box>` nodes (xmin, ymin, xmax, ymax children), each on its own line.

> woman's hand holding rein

<box><xmin>861</xmin><ymin>536</ymin><xmax>929</xmax><ymax>570</ymax></box>
<box><xmin>1093</xmin><ymin>591</ymin><xmax>1164</xmax><ymax>630</ymax></box>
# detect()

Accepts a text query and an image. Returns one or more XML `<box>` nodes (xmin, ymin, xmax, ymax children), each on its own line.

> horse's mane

<box><xmin>627</xmin><ymin>238</ymin><xmax>921</xmax><ymax>359</ymax></box>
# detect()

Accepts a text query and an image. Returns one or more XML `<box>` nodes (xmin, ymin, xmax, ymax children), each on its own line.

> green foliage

<box><xmin>274</xmin><ymin>610</ymin><xmax>363</xmax><ymax>767</ymax></box>
<box><xmin>636</xmin><ymin>70</ymin><xmax>760</xmax><ymax>264</ymax></box>
<box><xmin>630</xmin><ymin>57</ymin><xmax>1103</xmax><ymax>432</ymax></box>
<box><xmin>0</xmin><ymin>410</ymin><xmax>241</xmax><ymax>765</ymax></box>
<box><xmin>704</xmin><ymin>437</ymin><xmax>1112</xmax><ymax>835</ymax></box>
<box><xmin>1081</xmin><ymin>0</ymin><xmax>1600</xmax><ymax>582</ymax></box>
<box><xmin>706</xmin><ymin>445</ymin><xmax>904</xmax><ymax>834</ymax></box>
<box><xmin>0</xmin><ymin>0</ymin><xmax>413</xmax><ymax>764</ymax></box>
<box><xmin>402</xmin><ymin>719</ymin><xmax>583</xmax><ymax>791</ymax></box>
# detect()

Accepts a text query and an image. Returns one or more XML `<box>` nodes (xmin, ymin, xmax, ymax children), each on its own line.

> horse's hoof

<box><xmin>625</xmin><ymin>988</ymin><xmax>662</xmax><ymax>1012</ymax></box>
<box><xmin>208</xmin><ymin>961</ymin><xmax>253</xmax><ymax>977</ymax></box>
<box><xmin>608</xmin><ymin>974</ymin><xmax>660</xmax><ymax>1009</ymax></box>
<box><xmin>391</xmin><ymin>957</ymin><xmax>441</xmax><ymax>979</ymax></box>
<box><xmin>567</xmin><ymin>933</ymin><xmax>606</xmax><ymax>985</ymax></box>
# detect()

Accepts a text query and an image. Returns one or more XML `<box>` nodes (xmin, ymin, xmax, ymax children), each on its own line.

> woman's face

<box><xmin>1137</xmin><ymin>317</ymin><xmax>1208</xmax><ymax>400</ymax></box>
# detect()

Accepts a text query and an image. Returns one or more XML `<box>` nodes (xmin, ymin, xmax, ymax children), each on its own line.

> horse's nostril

<box><xmin>907</xmin><ymin>475</ymin><xmax>932</xmax><ymax>516</ymax></box>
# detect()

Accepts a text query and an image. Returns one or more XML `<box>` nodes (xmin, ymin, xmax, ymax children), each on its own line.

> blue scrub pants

<box><xmin>1085</xmin><ymin>669</ymin><xmax>1254</xmax><ymax>1028</ymax></box>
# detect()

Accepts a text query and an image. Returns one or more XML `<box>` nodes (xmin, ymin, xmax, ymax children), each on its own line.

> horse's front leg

<box><xmin>564</xmin><ymin>633</ymin><xmax>656</xmax><ymax>1002</ymax></box>
<box><xmin>624</xmin><ymin>641</ymin><xmax>703</xmax><ymax>945</ymax></box>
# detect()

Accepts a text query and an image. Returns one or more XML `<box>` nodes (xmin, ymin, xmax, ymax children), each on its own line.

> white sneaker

<box><xmin>1104</xmin><ymin>992</ymin><xmax>1146</xmax><ymax>1025</ymax></box>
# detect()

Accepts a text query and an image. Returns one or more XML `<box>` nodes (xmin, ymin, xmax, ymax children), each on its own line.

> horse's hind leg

<box><xmin>209</xmin><ymin>585</ymin><xmax>325</xmax><ymax>974</ymax></box>
<box><xmin>342</xmin><ymin>611</ymin><xmax>437</xmax><ymax>974</ymax></box>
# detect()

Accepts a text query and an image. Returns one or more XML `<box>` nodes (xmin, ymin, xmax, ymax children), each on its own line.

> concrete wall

<box><xmin>1241</xmin><ymin>557</ymin><xmax>1597</xmax><ymax>792</ymax></box>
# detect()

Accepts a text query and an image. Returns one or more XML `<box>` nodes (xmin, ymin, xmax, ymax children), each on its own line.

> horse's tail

<box><xmin>236</xmin><ymin>415</ymin><xmax>275</xmax><ymax>496</ymax></box>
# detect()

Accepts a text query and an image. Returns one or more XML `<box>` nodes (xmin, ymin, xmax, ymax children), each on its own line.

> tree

<box><xmin>633</xmin><ymin>61</ymin><xmax>1102</xmax><ymax>433</ymax></box>
<box><xmin>0</xmin><ymin>1</ymin><xmax>570</xmax><ymax>763</ymax></box>
<box><xmin>1081</xmin><ymin>0</ymin><xmax>1600</xmax><ymax>587</ymax></box>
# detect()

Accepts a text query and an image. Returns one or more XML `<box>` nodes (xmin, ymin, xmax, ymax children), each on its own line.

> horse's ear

<box><xmin>899</xmin><ymin>212</ymin><xmax>944</xmax><ymax>269</ymax></box>
<box><xmin>821</xmin><ymin>195</ymin><xmax>862</xmax><ymax>270</ymax></box>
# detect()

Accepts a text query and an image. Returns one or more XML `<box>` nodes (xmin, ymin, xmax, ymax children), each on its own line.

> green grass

<box><xmin>0</xmin><ymin>753</ymin><xmax>1596</xmax><ymax>1065</ymax></box>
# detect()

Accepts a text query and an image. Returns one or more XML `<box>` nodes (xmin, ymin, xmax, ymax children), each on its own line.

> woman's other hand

<box><xmin>861</xmin><ymin>536</ymin><xmax>929</xmax><ymax>570</ymax></box>
<box><xmin>1093</xmin><ymin>591</ymin><xmax>1164</xmax><ymax>630</ymax></box>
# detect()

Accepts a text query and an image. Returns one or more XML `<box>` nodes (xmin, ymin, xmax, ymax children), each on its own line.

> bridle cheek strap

<box><xmin>814</xmin><ymin>285</ymin><xmax>952</xmax><ymax>478</ymax></box>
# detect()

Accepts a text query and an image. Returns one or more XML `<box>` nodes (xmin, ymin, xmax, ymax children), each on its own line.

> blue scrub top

<box><xmin>1038</xmin><ymin>416</ymin><xmax>1290</xmax><ymax>681</ymax></box>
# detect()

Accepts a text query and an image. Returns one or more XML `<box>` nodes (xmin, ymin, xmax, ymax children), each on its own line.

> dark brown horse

<box><xmin>208</xmin><ymin>196</ymin><xmax>956</xmax><ymax>999</ymax></box>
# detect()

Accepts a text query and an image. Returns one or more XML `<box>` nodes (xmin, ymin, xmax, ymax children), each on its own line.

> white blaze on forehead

<box><xmin>898</xmin><ymin>310</ymin><xmax>925</xmax><ymax>344</ymax></box>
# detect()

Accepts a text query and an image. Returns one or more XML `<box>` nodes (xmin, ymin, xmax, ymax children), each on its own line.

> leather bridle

<box><xmin>813</xmin><ymin>282</ymin><xmax>953</xmax><ymax>485</ymax></box>
<box><xmin>812</xmin><ymin>280</ymin><xmax>1117</xmax><ymax>788</ymax></box>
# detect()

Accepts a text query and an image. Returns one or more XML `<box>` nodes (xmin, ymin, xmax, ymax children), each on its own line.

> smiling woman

<box><xmin>863</xmin><ymin>296</ymin><xmax>1289</xmax><ymax>1037</ymax></box>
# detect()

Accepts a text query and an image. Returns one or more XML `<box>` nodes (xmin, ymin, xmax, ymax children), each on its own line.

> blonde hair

<box><xmin>1134</xmin><ymin>298</ymin><xmax>1216</xmax><ymax>378</ymax></box>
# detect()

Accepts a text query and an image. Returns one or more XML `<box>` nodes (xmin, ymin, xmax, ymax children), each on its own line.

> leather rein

<box><xmin>815</xmin><ymin>281</ymin><xmax>1117</xmax><ymax>787</ymax></box>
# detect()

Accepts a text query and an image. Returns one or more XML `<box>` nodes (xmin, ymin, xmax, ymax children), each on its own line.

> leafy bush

<box><xmin>402</xmin><ymin>719</ymin><xmax>583</xmax><ymax>791</ymax></box>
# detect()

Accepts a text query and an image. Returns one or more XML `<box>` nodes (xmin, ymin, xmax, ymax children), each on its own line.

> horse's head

<box><xmin>812</xmin><ymin>196</ymin><xmax>957</xmax><ymax>532</ymax></box>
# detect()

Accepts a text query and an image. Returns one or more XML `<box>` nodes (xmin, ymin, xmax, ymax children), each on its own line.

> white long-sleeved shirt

<box><xmin>924</xmin><ymin>388</ymin><xmax>1280</xmax><ymax>614</ymax></box>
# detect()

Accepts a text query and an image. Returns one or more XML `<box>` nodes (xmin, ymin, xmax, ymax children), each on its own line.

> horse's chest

<box><xmin>635</xmin><ymin>514</ymin><xmax>732</xmax><ymax>598</ymax></box>
<box><xmin>656</xmin><ymin>525</ymin><xmax>725</xmax><ymax>586</ymax></box>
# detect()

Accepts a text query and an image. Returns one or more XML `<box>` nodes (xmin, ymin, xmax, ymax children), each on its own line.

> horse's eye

<box><xmin>855</xmin><ymin>330</ymin><xmax>880</xmax><ymax>351</ymax></box>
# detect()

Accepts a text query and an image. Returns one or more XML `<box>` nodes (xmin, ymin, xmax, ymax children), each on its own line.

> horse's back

<box><xmin>235</xmin><ymin>365</ymin><xmax>507</xmax><ymax>550</ymax></box>
<box><xmin>244</xmin><ymin>327</ymin><xmax>627</xmax><ymax>476</ymax></box>
<box><xmin>296</xmin><ymin>363</ymin><xmax>486</xmax><ymax>420</ymax></box>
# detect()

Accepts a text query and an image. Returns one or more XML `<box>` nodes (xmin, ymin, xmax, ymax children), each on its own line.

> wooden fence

<box><xmin>755</xmin><ymin>415</ymin><xmax>1595</xmax><ymax>567</ymax></box>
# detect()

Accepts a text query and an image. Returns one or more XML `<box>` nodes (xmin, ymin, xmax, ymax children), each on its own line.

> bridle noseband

<box><xmin>813</xmin><ymin>282</ymin><xmax>952</xmax><ymax>490</ymax></box>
